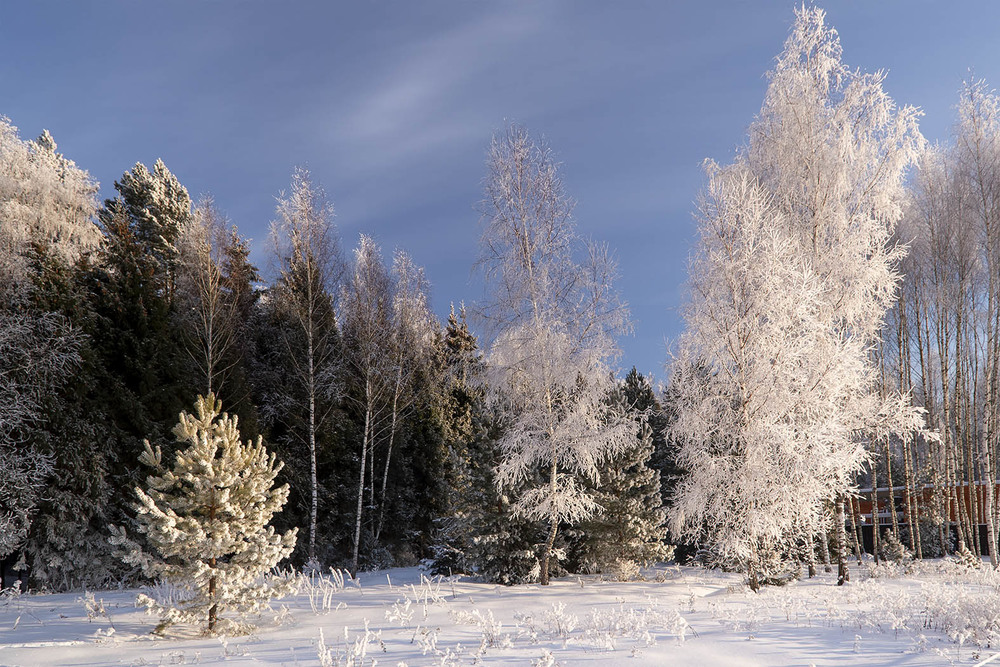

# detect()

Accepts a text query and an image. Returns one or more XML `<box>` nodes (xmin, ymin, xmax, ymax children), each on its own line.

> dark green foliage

<box><xmin>20</xmin><ymin>160</ymin><xmax>196</xmax><ymax>589</ymax></box>
<box><xmin>427</xmin><ymin>308</ymin><xmax>543</xmax><ymax>583</ymax></box>
<box><xmin>18</xmin><ymin>245</ymin><xmax>133</xmax><ymax>588</ymax></box>
<box><xmin>574</xmin><ymin>371</ymin><xmax>671</xmax><ymax>579</ymax></box>
<box><xmin>247</xmin><ymin>288</ymin><xmax>346</xmax><ymax>566</ymax></box>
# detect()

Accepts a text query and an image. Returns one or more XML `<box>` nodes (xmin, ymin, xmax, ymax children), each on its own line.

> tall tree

<box><xmin>888</xmin><ymin>80</ymin><xmax>1000</xmax><ymax>565</ymax></box>
<box><xmin>176</xmin><ymin>197</ymin><xmax>244</xmax><ymax>397</ymax></box>
<box><xmin>372</xmin><ymin>250</ymin><xmax>435</xmax><ymax>546</ymax></box>
<box><xmin>0</xmin><ymin>120</ymin><xmax>95</xmax><ymax>583</ymax></box>
<box><xmin>340</xmin><ymin>234</ymin><xmax>394</xmax><ymax>576</ymax></box>
<box><xmin>477</xmin><ymin>124</ymin><xmax>631</xmax><ymax>585</ymax></box>
<box><xmin>269</xmin><ymin>168</ymin><xmax>341</xmax><ymax>565</ymax></box>
<box><xmin>670</xmin><ymin>7</ymin><xmax>928</xmax><ymax>589</ymax></box>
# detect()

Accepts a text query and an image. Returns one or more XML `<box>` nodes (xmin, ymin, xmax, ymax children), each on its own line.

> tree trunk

<box><xmin>208</xmin><ymin>570</ymin><xmax>218</xmax><ymax>633</ymax></box>
<box><xmin>375</xmin><ymin>367</ymin><xmax>403</xmax><ymax>545</ymax></box>
<box><xmin>848</xmin><ymin>497</ymin><xmax>863</xmax><ymax>564</ymax></box>
<box><xmin>836</xmin><ymin>496</ymin><xmax>848</xmax><ymax>586</ymax></box>
<box><xmin>819</xmin><ymin>527</ymin><xmax>831</xmax><ymax>573</ymax></box>
<box><xmin>351</xmin><ymin>386</ymin><xmax>372</xmax><ymax>579</ymax></box>
<box><xmin>540</xmin><ymin>454</ymin><xmax>558</xmax><ymax>586</ymax></box>
<box><xmin>208</xmin><ymin>490</ymin><xmax>218</xmax><ymax>632</ymax></box>
<box><xmin>902</xmin><ymin>436</ymin><xmax>920</xmax><ymax>558</ymax></box>
<box><xmin>308</xmin><ymin>329</ymin><xmax>317</xmax><ymax>564</ymax></box>
<box><xmin>806</xmin><ymin>530</ymin><xmax>816</xmax><ymax>578</ymax></box>
<box><xmin>885</xmin><ymin>442</ymin><xmax>899</xmax><ymax>539</ymax></box>
<box><xmin>870</xmin><ymin>464</ymin><xmax>879</xmax><ymax>564</ymax></box>
<box><xmin>540</xmin><ymin>514</ymin><xmax>559</xmax><ymax>586</ymax></box>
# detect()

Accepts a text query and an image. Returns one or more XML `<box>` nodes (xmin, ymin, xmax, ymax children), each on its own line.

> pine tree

<box><xmin>428</xmin><ymin>307</ymin><xmax>488</xmax><ymax>575</ymax></box>
<box><xmin>426</xmin><ymin>307</ymin><xmax>542</xmax><ymax>583</ymax></box>
<box><xmin>128</xmin><ymin>394</ymin><xmax>297</xmax><ymax>634</ymax></box>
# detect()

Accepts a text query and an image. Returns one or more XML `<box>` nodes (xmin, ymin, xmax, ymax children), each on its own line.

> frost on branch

<box><xmin>478</xmin><ymin>124</ymin><xmax>632</xmax><ymax>585</ymax></box>
<box><xmin>670</xmin><ymin>6</ymin><xmax>929</xmax><ymax>590</ymax></box>
<box><xmin>127</xmin><ymin>394</ymin><xmax>297</xmax><ymax>634</ymax></box>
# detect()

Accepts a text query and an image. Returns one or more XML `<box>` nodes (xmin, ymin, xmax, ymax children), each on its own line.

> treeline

<box><xmin>0</xmin><ymin>117</ymin><xmax>674</xmax><ymax>591</ymax></box>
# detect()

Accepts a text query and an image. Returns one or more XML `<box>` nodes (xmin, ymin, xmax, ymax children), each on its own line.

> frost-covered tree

<box><xmin>670</xmin><ymin>7</ymin><xmax>927</xmax><ymax>589</ymax></box>
<box><xmin>341</xmin><ymin>234</ymin><xmax>394</xmax><ymax>576</ymax></box>
<box><xmin>372</xmin><ymin>250</ymin><xmax>435</xmax><ymax>546</ymax></box>
<box><xmin>477</xmin><ymin>124</ymin><xmax>632</xmax><ymax>585</ymax></box>
<box><xmin>0</xmin><ymin>119</ymin><xmax>92</xmax><ymax>572</ymax></box>
<box><xmin>176</xmin><ymin>197</ymin><xmax>244</xmax><ymax>397</ymax></box>
<box><xmin>0</xmin><ymin>119</ymin><xmax>100</xmax><ymax>289</ymax></box>
<box><xmin>0</xmin><ymin>446</ymin><xmax>50</xmax><ymax>571</ymax></box>
<box><xmin>128</xmin><ymin>394</ymin><xmax>296</xmax><ymax>634</ymax></box>
<box><xmin>0</xmin><ymin>312</ymin><xmax>82</xmax><ymax>549</ymax></box>
<box><xmin>104</xmin><ymin>159</ymin><xmax>192</xmax><ymax>303</ymax></box>
<box><xmin>886</xmin><ymin>79</ymin><xmax>1000</xmax><ymax>565</ymax></box>
<box><xmin>670</xmin><ymin>165</ymin><xmax>830</xmax><ymax>588</ymax></box>
<box><xmin>269</xmin><ymin>168</ymin><xmax>342</xmax><ymax>565</ymax></box>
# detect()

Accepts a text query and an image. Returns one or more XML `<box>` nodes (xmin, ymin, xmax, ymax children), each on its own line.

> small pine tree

<box><xmin>129</xmin><ymin>394</ymin><xmax>297</xmax><ymax>634</ymax></box>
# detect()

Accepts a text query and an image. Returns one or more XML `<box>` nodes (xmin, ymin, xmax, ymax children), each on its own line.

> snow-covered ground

<box><xmin>2</xmin><ymin>559</ymin><xmax>999</xmax><ymax>666</ymax></box>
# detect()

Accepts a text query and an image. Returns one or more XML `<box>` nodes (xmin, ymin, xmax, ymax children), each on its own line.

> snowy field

<box><xmin>2</xmin><ymin>560</ymin><xmax>1000</xmax><ymax>666</ymax></box>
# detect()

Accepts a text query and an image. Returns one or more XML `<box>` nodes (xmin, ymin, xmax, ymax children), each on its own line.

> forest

<box><xmin>2</xmin><ymin>6</ymin><xmax>1000</xmax><ymax>633</ymax></box>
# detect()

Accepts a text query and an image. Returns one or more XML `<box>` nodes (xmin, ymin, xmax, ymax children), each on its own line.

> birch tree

<box><xmin>477</xmin><ymin>124</ymin><xmax>631</xmax><ymax>585</ymax></box>
<box><xmin>671</xmin><ymin>6</ymin><xmax>928</xmax><ymax>588</ymax></box>
<box><xmin>269</xmin><ymin>168</ymin><xmax>341</xmax><ymax>565</ymax></box>
<box><xmin>373</xmin><ymin>250</ymin><xmax>434</xmax><ymax>545</ymax></box>
<box><xmin>888</xmin><ymin>80</ymin><xmax>1000</xmax><ymax>565</ymax></box>
<box><xmin>176</xmin><ymin>197</ymin><xmax>245</xmax><ymax>397</ymax></box>
<box><xmin>340</xmin><ymin>234</ymin><xmax>394</xmax><ymax>577</ymax></box>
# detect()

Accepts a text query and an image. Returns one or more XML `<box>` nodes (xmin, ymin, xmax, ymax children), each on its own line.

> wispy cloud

<box><xmin>326</xmin><ymin>8</ymin><xmax>547</xmax><ymax>174</ymax></box>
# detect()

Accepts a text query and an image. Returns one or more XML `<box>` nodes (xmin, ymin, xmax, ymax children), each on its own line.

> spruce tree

<box><xmin>577</xmin><ymin>376</ymin><xmax>671</xmax><ymax>579</ymax></box>
<box><xmin>429</xmin><ymin>307</ymin><xmax>543</xmax><ymax>583</ymax></box>
<box><xmin>129</xmin><ymin>394</ymin><xmax>296</xmax><ymax>634</ymax></box>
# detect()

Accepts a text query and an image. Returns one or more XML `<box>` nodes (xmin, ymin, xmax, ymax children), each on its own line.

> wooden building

<box><xmin>855</xmin><ymin>482</ymin><xmax>1000</xmax><ymax>555</ymax></box>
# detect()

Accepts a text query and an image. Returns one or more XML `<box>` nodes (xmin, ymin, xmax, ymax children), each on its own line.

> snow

<box><xmin>2</xmin><ymin>561</ymin><xmax>998</xmax><ymax>666</ymax></box>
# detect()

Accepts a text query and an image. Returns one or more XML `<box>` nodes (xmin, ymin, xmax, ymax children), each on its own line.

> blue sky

<box><xmin>5</xmin><ymin>2</ymin><xmax>1000</xmax><ymax>381</ymax></box>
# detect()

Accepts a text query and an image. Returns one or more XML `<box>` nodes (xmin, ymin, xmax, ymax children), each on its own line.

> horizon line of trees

<box><xmin>0</xmin><ymin>114</ymin><xmax>673</xmax><ymax>592</ymax></box>
<box><xmin>7</xmin><ymin>4</ymin><xmax>1000</xmax><ymax>596</ymax></box>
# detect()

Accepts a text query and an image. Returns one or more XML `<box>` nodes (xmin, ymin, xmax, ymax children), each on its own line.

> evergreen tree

<box><xmin>111</xmin><ymin>159</ymin><xmax>192</xmax><ymax>302</ymax></box>
<box><xmin>428</xmin><ymin>307</ymin><xmax>543</xmax><ymax>583</ymax></box>
<box><xmin>95</xmin><ymin>160</ymin><xmax>194</xmax><ymax>430</ymax></box>
<box><xmin>428</xmin><ymin>307</ymin><xmax>484</xmax><ymax>575</ymax></box>
<box><xmin>218</xmin><ymin>227</ymin><xmax>262</xmax><ymax>437</ymax></box>
<box><xmin>127</xmin><ymin>394</ymin><xmax>296</xmax><ymax>634</ymax></box>
<box><xmin>620</xmin><ymin>368</ymin><xmax>680</xmax><ymax>510</ymax></box>
<box><xmin>577</xmin><ymin>374</ymin><xmax>672</xmax><ymax>579</ymax></box>
<box><xmin>0</xmin><ymin>120</ymin><xmax>112</xmax><ymax>588</ymax></box>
